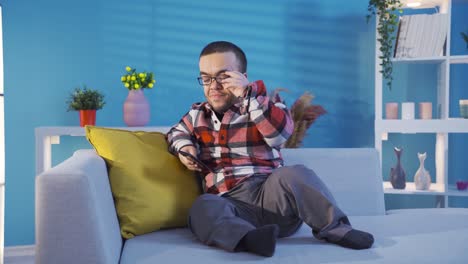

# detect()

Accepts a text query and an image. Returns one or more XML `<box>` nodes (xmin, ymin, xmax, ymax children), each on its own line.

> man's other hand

<box><xmin>223</xmin><ymin>71</ymin><xmax>249</xmax><ymax>98</ymax></box>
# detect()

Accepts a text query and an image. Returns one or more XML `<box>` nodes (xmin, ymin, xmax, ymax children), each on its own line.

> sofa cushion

<box><xmin>85</xmin><ymin>126</ymin><xmax>202</xmax><ymax>239</ymax></box>
<box><xmin>281</xmin><ymin>148</ymin><xmax>385</xmax><ymax>216</ymax></box>
<box><xmin>120</xmin><ymin>208</ymin><xmax>468</xmax><ymax>264</ymax></box>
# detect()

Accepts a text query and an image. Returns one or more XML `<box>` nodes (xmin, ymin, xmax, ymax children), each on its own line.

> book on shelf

<box><xmin>394</xmin><ymin>13</ymin><xmax>448</xmax><ymax>59</ymax></box>
<box><xmin>394</xmin><ymin>15</ymin><xmax>409</xmax><ymax>58</ymax></box>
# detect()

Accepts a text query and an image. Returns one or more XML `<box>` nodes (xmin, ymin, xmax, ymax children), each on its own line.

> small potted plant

<box><xmin>66</xmin><ymin>85</ymin><xmax>105</xmax><ymax>127</ymax></box>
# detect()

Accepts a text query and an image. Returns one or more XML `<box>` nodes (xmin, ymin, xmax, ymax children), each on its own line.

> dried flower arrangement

<box><xmin>271</xmin><ymin>89</ymin><xmax>326</xmax><ymax>148</ymax></box>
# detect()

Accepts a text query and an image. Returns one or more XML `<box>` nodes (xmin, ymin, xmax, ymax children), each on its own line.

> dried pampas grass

<box><xmin>271</xmin><ymin>89</ymin><xmax>326</xmax><ymax>148</ymax></box>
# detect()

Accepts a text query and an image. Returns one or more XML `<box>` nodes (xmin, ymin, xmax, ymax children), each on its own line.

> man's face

<box><xmin>199</xmin><ymin>51</ymin><xmax>240</xmax><ymax>113</ymax></box>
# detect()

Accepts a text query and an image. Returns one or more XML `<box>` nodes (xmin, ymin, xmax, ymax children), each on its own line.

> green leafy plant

<box><xmin>66</xmin><ymin>85</ymin><xmax>105</xmax><ymax>111</ymax></box>
<box><xmin>121</xmin><ymin>66</ymin><xmax>156</xmax><ymax>90</ymax></box>
<box><xmin>367</xmin><ymin>0</ymin><xmax>403</xmax><ymax>90</ymax></box>
<box><xmin>461</xmin><ymin>31</ymin><xmax>468</xmax><ymax>49</ymax></box>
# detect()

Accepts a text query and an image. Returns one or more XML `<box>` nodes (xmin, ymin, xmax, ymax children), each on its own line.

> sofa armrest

<box><xmin>35</xmin><ymin>149</ymin><xmax>122</xmax><ymax>264</ymax></box>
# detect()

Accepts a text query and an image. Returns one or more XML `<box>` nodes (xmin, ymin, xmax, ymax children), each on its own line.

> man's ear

<box><xmin>243</xmin><ymin>72</ymin><xmax>248</xmax><ymax>78</ymax></box>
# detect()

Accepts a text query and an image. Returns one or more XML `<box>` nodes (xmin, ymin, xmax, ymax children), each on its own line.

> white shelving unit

<box><xmin>0</xmin><ymin>6</ymin><xmax>4</xmax><ymax>264</ymax></box>
<box><xmin>374</xmin><ymin>0</ymin><xmax>468</xmax><ymax>207</ymax></box>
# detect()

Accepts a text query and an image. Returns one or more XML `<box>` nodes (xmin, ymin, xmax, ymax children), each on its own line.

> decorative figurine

<box><xmin>390</xmin><ymin>147</ymin><xmax>406</xmax><ymax>189</ymax></box>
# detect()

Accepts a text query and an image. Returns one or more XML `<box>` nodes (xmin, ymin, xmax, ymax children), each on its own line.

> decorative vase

<box><xmin>385</xmin><ymin>102</ymin><xmax>398</xmax><ymax>119</ymax></box>
<box><xmin>419</xmin><ymin>102</ymin><xmax>432</xmax><ymax>119</ymax></box>
<box><xmin>79</xmin><ymin>110</ymin><xmax>96</xmax><ymax>127</ymax></box>
<box><xmin>123</xmin><ymin>89</ymin><xmax>150</xmax><ymax>126</ymax></box>
<box><xmin>401</xmin><ymin>102</ymin><xmax>415</xmax><ymax>120</ymax></box>
<box><xmin>414</xmin><ymin>152</ymin><xmax>431</xmax><ymax>190</ymax></box>
<box><xmin>390</xmin><ymin>147</ymin><xmax>406</xmax><ymax>189</ymax></box>
<box><xmin>460</xmin><ymin>99</ymin><xmax>468</xmax><ymax>119</ymax></box>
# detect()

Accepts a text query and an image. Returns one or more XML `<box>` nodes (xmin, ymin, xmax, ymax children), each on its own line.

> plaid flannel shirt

<box><xmin>167</xmin><ymin>80</ymin><xmax>293</xmax><ymax>194</ymax></box>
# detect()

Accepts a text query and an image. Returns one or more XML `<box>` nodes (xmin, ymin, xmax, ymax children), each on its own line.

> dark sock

<box><xmin>239</xmin><ymin>224</ymin><xmax>279</xmax><ymax>257</ymax></box>
<box><xmin>334</xmin><ymin>229</ymin><xmax>374</xmax><ymax>250</ymax></box>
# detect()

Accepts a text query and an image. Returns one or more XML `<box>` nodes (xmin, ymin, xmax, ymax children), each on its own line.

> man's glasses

<box><xmin>197</xmin><ymin>74</ymin><xmax>229</xmax><ymax>86</ymax></box>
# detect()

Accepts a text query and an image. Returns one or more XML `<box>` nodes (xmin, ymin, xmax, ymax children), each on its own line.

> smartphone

<box><xmin>178</xmin><ymin>150</ymin><xmax>213</xmax><ymax>173</ymax></box>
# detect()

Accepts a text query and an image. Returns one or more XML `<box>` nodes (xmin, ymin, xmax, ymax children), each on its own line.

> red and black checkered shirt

<box><xmin>167</xmin><ymin>80</ymin><xmax>293</xmax><ymax>194</ymax></box>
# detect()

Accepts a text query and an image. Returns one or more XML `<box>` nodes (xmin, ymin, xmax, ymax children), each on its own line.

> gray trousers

<box><xmin>188</xmin><ymin>165</ymin><xmax>352</xmax><ymax>251</ymax></box>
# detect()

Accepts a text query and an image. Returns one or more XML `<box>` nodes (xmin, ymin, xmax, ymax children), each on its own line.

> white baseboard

<box><xmin>4</xmin><ymin>244</ymin><xmax>34</xmax><ymax>256</ymax></box>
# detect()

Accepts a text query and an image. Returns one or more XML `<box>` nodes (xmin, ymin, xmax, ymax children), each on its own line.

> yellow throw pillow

<box><xmin>85</xmin><ymin>126</ymin><xmax>201</xmax><ymax>239</ymax></box>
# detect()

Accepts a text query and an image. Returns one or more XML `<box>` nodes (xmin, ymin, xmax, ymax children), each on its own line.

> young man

<box><xmin>167</xmin><ymin>41</ymin><xmax>374</xmax><ymax>257</ymax></box>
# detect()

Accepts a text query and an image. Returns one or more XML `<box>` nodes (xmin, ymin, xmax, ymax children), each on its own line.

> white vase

<box><xmin>401</xmin><ymin>102</ymin><xmax>415</xmax><ymax>120</ymax></box>
<box><xmin>414</xmin><ymin>152</ymin><xmax>431</xmax><ymax>190</ymax></box>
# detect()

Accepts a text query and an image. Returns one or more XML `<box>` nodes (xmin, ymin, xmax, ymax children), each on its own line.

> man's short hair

<box><xmin>199</xmin><ymin>41</ymin><xmax>247</xmax><ymax>73</ymax></box>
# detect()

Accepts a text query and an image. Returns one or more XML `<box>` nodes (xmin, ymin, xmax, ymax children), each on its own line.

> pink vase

<box><xmin>123</xmin><ymin>89</ymin><xmax>150</xmax><ymax>126</ymax></box>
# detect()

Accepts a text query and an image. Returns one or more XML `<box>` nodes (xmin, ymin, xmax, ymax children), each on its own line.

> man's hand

<box><xmin>222</xmin><ymin>71</ymin><xmax>249</xmax><ymax>98</ymax></box>
<box><xmin>178</xmin><ymin>145</ymin><xmax>201</xmax><ymax>172</ymax></box>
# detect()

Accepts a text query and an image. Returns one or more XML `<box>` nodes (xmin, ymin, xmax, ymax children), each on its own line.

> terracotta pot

<box><xmin>123</xmin><ymin>89</ymin><xmax>150</xmax><ymax>126</ymax></box>
<box><xmin>79</xmin><ymin>110</ymin><xmax>96</xmax><ymax>127</ymax></box>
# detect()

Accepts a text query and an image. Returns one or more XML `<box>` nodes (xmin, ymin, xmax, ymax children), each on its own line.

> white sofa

<box><xmin>35</xmin><ymin>147</ymin><xmax>468</xmax><ymax>264</ymax></box>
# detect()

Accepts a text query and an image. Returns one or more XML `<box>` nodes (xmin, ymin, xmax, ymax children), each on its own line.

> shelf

<box><xmin>399</xmin><ymin>0</ymin><xmax>447</xmax><ymax>9</ymax></box>
<box><xmin>35</xmin><ymin>126</ymin><xmax>171</xmax><ymax>137</ymax></box>
<box><xmin>449</xmin><ymin>55</ymin><xmax>468</xmax><ymax>64</ymax></box>
<box><xmin>384</xmin><ymin>182</ymin><xmax>468</xmax><ymax>197</ymax></box>
<box><xmin>375</xmin><ymin>0</ymin><xmax>468</xmax><ymax>208</ymax></box>
<box><xmin>392</xmin><ymin>57</ymin><xmax>446</xmax><ymax>64</ymax></box>
<box><xmin>375</xmin><ymin>119</ymin><xmax>468</xmax><ymax>133</ymax></box>
<box><xmin>35</xmin><ymin>126</ymin><xmax>172</xmax><ymax>175</ymax></box>
<box><xmin>392</xmin><ymin>55</ymin><xmax>468</xmax><ymax>64</ymax></box>
<box><xmin>446</xmin><ymin>185</ymin><xmax>468</xmax><ymax>197</ymax></box>
<box><xmin>384</xmin><ymin>182</ymin><xmax>445</xmax><ymax>195</ymax></box>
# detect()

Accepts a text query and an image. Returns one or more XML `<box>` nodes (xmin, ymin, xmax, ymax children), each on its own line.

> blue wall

<box><xmin>1</xmin><ymin>0</ymin><xmax>467</xmax><ymax>246</ymax></box>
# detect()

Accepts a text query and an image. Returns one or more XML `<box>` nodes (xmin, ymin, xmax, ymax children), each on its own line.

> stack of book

<box><xmin>394</xmin><ymin>13</ymin><xmax>448</xmax><ymax>58</ymax></box>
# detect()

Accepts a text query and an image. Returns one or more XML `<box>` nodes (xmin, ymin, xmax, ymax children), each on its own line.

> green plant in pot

<box><xmin>367</xmin><ymin>0</ymin><xmax>403</xmax><ymax>90</ymax></box>
<box><xmin>66</xmin><ymin>85</ymin><xmax>105</xmax><ymax>127</ymax></box>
